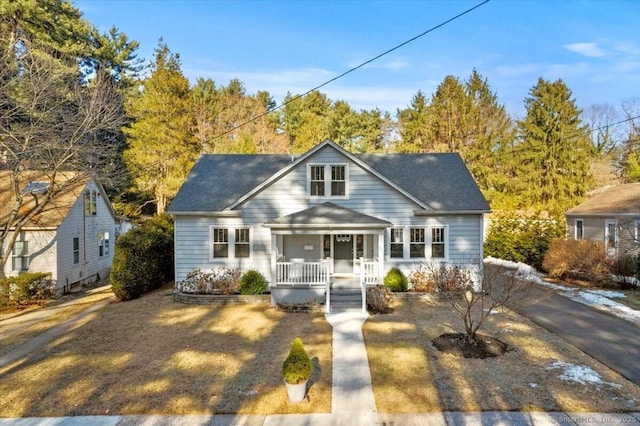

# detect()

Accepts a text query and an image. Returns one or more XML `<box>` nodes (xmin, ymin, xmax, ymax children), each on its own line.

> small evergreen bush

<box><xmin>383</xmin><ymin>266</ymin><xmax>408</xmax><ymax>292</ymax></box>
<box><xmin>282</xmin><ymin>337</ymin><xmax>312</xmax><ymax>384</ymax></box>
<box><xmin>111</xmin><ymin>214</ymin><xmax>174</xmax><ymax>301</ymax></box>
<box><xmin>239</xmin><ymin>269</ymin><xmax>268</xmax><ymax>295</ymax></box>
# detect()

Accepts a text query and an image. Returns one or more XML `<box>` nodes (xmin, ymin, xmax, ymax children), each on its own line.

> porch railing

<box><xmin>275</xmin><ymin>260</ymin><xmax>330</xmax><ymax>286</ymax></box>
<box><xmin>360</xmin><ymin>258</ymin><xmax>379</xmax><ymax>313</ymax></box>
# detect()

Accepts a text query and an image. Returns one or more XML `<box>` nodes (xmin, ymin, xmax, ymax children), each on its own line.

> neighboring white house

<box><xmin>0</xmin><ymin>171</ymin><xmax>118</xmax><ymax>294</ymax></box>
<box><xmin>566</xmin><ymin>183</ymin><xmax>640</xmax><ymax>258</ymax></box>
<box><xmin>167</xmin><ymin>140</ymin><xmax>491</xmax><ymax>307</ymax></box>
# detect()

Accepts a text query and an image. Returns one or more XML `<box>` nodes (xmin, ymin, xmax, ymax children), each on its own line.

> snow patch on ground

<box><xmin>547</xmin><ymin>361</ymin><xmax>622</xmax><ymax>389</ymax></box>
<box><xmin>484</xmin><ymin>257</ymin><xmax>640</xmax><ymax>325</ymax></box>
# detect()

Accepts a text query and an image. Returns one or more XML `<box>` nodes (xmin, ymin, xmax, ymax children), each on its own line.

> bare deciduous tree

<box><xmin>0</xmin><ymin>46</ymin><xmax>126</xmax><ymax>277</ymax></box>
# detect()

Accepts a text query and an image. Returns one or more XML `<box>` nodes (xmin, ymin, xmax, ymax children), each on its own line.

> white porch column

<box><xmin>270</xmin><ymin>233</ymin><xmax>277</xmax><ymax>307</ymax></box>
<box><xmin>377</xmin><ymin>231</ymin><xmax>385</xmax><ymax>283</ymax></box>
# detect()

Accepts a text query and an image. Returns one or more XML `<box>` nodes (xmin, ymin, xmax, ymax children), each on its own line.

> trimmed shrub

<box><xmin>176</xmin><ymin>267</ymin><xmax>241</xmax><ymax>295</ymax></box>
<box><xmin>383</xmin><ymin>267</ymin><xmax>408</xmax><ymax>292</ymax></box>
<box><xmin>239</xmin><ymin>269</ymin><xmax>268</xmax><ymax>295</ymax></box>
<box><xmin>0</xmin><ymin>272</ymin><xmax>56</xmax><ymax>307</ymax></box>
<box><xmin>110</xmin><ymin>214</ymin><xmax>174</xmax><ymax>301</ymax></box>
<box><xmin>366</xmin><ymin>285</ymin><xmax>393</xmax><ymax>313</ymax></box>
<box><xmin>542</xmin><ymin>239</ymin><xmax>608</xmax><ymax>279</ymax></box>
<box><xmin>282</xmin><ymin>337</ymin><xmax>312</xmax><ymax>384</ymax></box>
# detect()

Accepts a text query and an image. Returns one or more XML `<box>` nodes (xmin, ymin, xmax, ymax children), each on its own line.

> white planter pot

<box><xmin>284</xmin><ymin>378</ymin><xmax>308</xmax><ymax>402</ymax></box>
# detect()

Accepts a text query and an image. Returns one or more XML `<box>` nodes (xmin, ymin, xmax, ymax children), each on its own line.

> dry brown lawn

<box><xmin>364</xmin><ymin>296</ymin><xmax>640</xmax><ymax>413</ymax></box>
<box><xmin>3</xmin><ymin>284</ymin><xmax>640</xmax><ymax>417</ymax></box>
<box><xmin>0</xmin><ymin>284</ymin><xmax>332</xmax><ymax>417</ymax></box>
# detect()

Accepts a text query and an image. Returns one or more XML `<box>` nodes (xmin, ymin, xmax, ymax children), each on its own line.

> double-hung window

<box><xmin>390</xmin><ymin>228</ymin><xmax>404</xmax><ymax>258</ymax></box>
<box><xmin>85</xmin><ymin>190</ymin><xmax>97</xmax><ymax>216</ymax></box>
<box><xmin>431</xmin><ymin>227</ymin><xmax>446</xmax><ymax>258</ymax></box>
<box><xmin>310</xmin><ymin>166</ymin><xmax>325</xmax><ymax>196</ymax></box>
<box><xmin>98</xmin><ymin>232</ymin><xmax>110</xmax><ymax>257</ymax></box>
<box><xmin>212</xmin><ymin>227</ymin><xmax>251</xmax><ymax>259</ymax></box>
<box><xmin>331</xmin><ymin>165</ymin><xmax>346</xmax><ymax>196</ymax></box>
<box><xmin>235</xmin><ymin>228</ymin><xmax>250</xmax><ymax>258</ymax></box>
<box><xmin>213</xmin><ymin>228</ymin><xmax>229</xmax><ymax>258</ymax></box>
<box><xmin>308</xmin><ymin>164</ymin><xmax>348</xmax><ymax>198</ymax></box>
<box><xmin>12</xmin><ymin>241</ymin><xmax>29</xmax><ymax>271</ymax></box>
<box><xmin>410</xmin><ymin>228</ymin><xmax>425</xmax><ymax>258</ymax></box>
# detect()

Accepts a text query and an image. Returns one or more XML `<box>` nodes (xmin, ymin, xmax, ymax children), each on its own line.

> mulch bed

<box><xmin>432</xmin><ymin>332</ymin><xmax>510</xmax><ymax>359</ymax></box>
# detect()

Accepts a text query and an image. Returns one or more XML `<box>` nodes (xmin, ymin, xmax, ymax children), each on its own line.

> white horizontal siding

<box><xmin>173</xmin><ymin>145</ymin><xmax>485</xmax><ymax>283</ymax></box>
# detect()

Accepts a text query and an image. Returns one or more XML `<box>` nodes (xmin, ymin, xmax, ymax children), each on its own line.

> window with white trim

<box><xmin>73</xmin><ymin>237</ymin><xmax>80</xmax><ymax>264</ymax></box>
<box><xmin>390</xmin><ymin>228</ymin><xmax>403</xmax><ymax>258</ymax></box>
<box><xmin>410</xmin><ymin>228</ymin><xmax>425</xmax><ymax>258</ymax></box>
<box><xmin>310</xmin><ymin>165</ymin><xmax>325</xmax><ymax>196</ymax></box>
<box><xmin>12</xmin><ymin>240</ymin><xmax>29</xmax><ymax>271</ymax></box>
<box><xmin>235</xmin><ymin>228</ymin><xmax>250</xmax><ymax>258</ymax></box>
<box><xmin>331</xmin><ymin>165</ymin><xmax>346</xmax><ymax>196</ymax></box>
<box><xmin>85</xmin><ymin>190</ymin><xmax>97</xmax><ymax>216</ymax></box>
<box><xmin>213</xmin><ymin>228</ymin><xmax>229</xmax><ymax>258</ymax></box>
<box><xmin>431</xmin><ymin>227</ymin><xmax>446</xmax><ymax>258</ymax></box>
<box><xmin>575</xmin><ymin>219</ymin><xmax>584</xmax><ymax>240</ymax></box>
<box><xmin>98</xmin><ymin>232</ymin><xmax>110</xmax><ymax>257</ymax></box>
<box><xmin>308</xmin><ymin>164</ymin><xmax>348</xmax><ymax>198</ymax></box>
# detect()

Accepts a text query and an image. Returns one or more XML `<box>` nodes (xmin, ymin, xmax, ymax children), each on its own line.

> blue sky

<box><xmin>75</xmin><ymin>0</ymin><xmax>639</xmax><ymax>119</ymax></box>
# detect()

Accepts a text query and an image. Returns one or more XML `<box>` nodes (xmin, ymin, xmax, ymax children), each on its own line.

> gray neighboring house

<box><xmin>168</xmin><ymin>140</ymin><xmax>490</xmax><ymax>308</ymax></box>
<box><xmin>566</xmin><ymin>183</ymin><xmax>640</xmax><ymax>258</ymax></box>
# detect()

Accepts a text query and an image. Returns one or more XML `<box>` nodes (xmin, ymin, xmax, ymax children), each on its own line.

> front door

<box><xmin>333</xmin><ymin>234</ymin><xmax>353</xmax><ymax>274</ymax></box>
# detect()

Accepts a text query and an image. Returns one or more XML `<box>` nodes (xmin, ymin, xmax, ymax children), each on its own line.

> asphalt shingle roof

<box><xmin>566</xmin><ymin>183</ymin><xmax>640</xmax><ymax>215</ymax></box>
<box><xmin>168</xmin><ymin>141</ymin><xmax>490</xmax><ymax>213</ymax></box>
<box><xmin>265</xmin><ymin>202</ymin><xmax>392</xmax><ymax>227</ymax></box>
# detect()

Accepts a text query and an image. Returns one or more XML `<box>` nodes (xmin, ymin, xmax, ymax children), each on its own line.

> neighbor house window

<box><xmin>235</xmin><ymin>228</ymin><xmax>250</xmax><ymax>258</ymax></box>
<box><xmin>431</xmin><ymin>227</ymin><xmax>446</xmax><ymax>258</ymax></box>
<box><xmin>98</xmin><ymin>232</ymin><xmax>110</xmax><ymax>256</ymax></box>
<box><xmin>410</xmin><ymin>228</ymin><xmax>425</xmax><ymax>258</ymax></box>
<box><xmin>308</xmin><ymin>164</ymin><xmax>348</xmax><ymax>197</ymax></box>
<box><xmin>575</xmin><ymin>219</ymin><xmax>584</xmax><ymax>240</ymax></box>
<box><xmin>73</xmin><ymin>237</ymin><xmax>80</xmax><ymax>264</ymax></box>
<box><xmin>12</xmin><ymin>241</ymin><xmax>29</xmax><ymax>271</ymax></box>
<box><xmin>390</xmin><ymin>228</ymin><xmax>404</xmax><ymax>258</ymax></box>
<box><xmin>84</xmin><ymin>190</ymin><xmax>97</xmax><ymax>216</ymax></box>
<box><xmin>213</xmin><ymin>228</ymin><xmax>229</xmax><ymax>258</ymax></box>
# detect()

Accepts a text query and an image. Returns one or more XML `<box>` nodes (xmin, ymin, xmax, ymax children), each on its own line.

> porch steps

<box><xmin>330</xmin><ymin>287</ymin><xmax>363</xmax><ymax>311</ymax></box>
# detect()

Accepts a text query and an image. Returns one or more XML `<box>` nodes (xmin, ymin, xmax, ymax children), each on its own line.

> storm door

<box><xmin>333</xmin><ymin>234</ymin><xmax>353</xmax><ymax>274</ymax></box>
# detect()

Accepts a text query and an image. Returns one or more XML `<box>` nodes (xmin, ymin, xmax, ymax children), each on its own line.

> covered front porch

<box><xmin>264</xmin><ymin>202</ymin><xmax>390</xmax><ymax>312</ymax></box>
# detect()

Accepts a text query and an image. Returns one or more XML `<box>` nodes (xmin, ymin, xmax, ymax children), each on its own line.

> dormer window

<box><xmin>308</xmin><ymin>164</ymin><xmax>348</xmax><ymax>198</ymax></box>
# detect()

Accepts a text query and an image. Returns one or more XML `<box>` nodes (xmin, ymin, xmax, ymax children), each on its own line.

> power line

<box><xmin>210</xmin><ymin>0</ymin><xmax>492</xmax><ymax>141</ymax></box>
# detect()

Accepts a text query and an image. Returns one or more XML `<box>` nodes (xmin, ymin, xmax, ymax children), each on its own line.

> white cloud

<box><xmin>564</xmin><ymin>42</ymin><xmax>606</xmax><ymax>58</ymax></box>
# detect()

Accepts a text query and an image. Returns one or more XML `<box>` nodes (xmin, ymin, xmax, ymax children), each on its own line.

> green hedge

<box><xmin>484</xmin><ymin>211</ymin><xmax>565</xmax><ymax>271</ymax></box>
<box><xmin>110</xmin><ymin>214</ymin><xmax>174</xmax><ymax>301</ymax></box>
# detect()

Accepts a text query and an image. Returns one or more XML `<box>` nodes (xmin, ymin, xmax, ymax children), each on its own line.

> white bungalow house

<box><xmin>0</xmin><ymin>171</ymin><xmax>118</xmax><ymax>294</ymax></box>
<box><xmin>167</xmin><ymin>140</ymin><xmax>490</xmax><ymax>310</ymax></box>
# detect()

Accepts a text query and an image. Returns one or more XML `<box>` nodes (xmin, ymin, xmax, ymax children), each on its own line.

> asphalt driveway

<box><xmin>511</xmin><ymin>285</ymin><xmax>640</xmax><ymax>386</ymax></box>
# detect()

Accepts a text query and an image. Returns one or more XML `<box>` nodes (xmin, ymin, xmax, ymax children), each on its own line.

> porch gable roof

<box><xmin>264</xmin><ymin>202</ymin><xmax>391</xmax><ymax>229</ymax></box>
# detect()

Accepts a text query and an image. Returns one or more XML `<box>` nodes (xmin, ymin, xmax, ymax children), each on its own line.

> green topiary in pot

<box><xmin>282</xmin><ymin>337</ymin><xmax>312</xmax><ymax>385</ymax></box>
